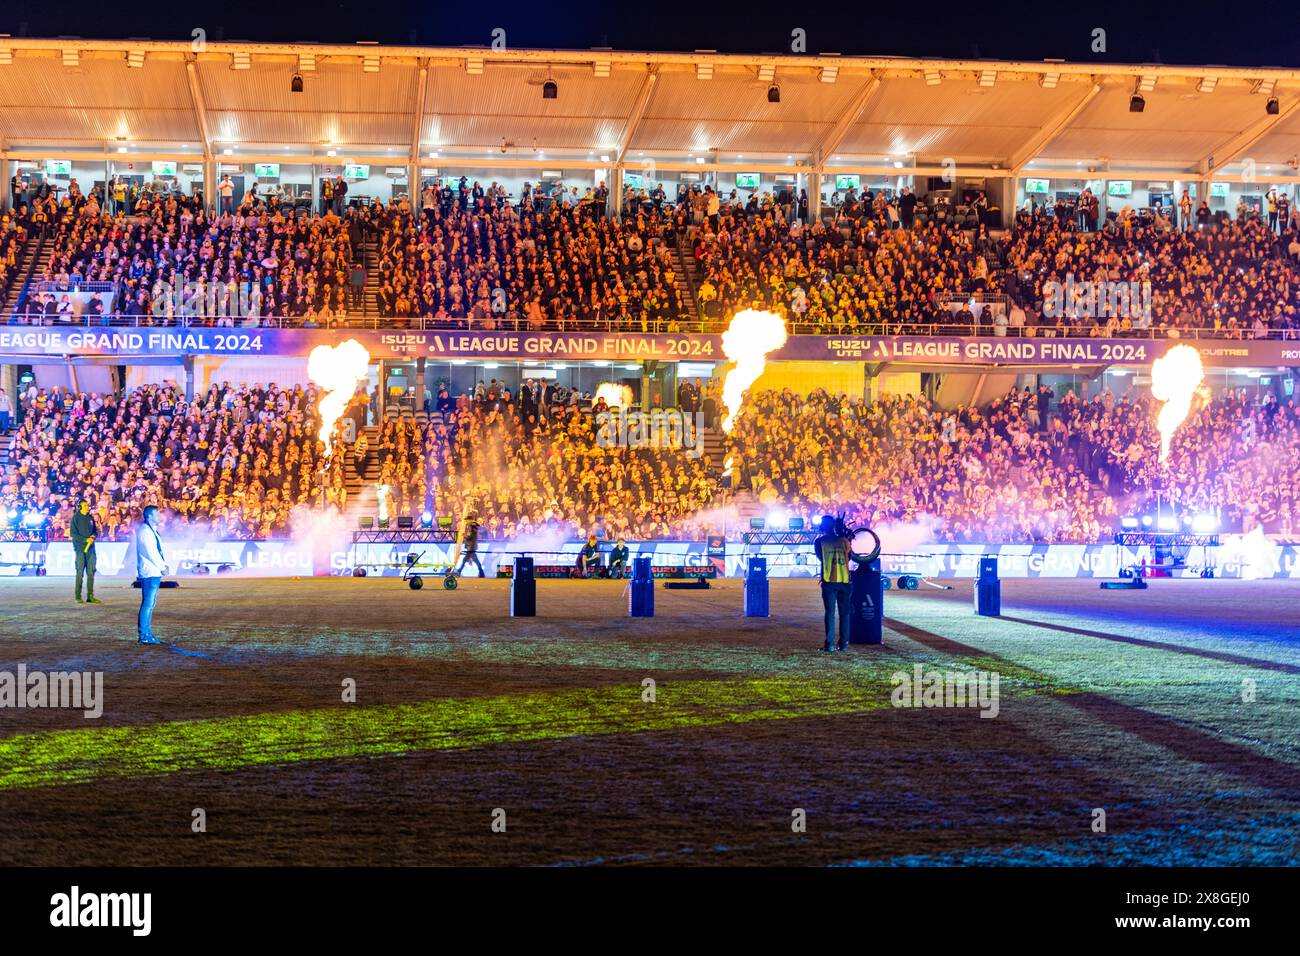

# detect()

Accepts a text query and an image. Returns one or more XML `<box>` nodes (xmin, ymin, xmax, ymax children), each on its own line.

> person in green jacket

<box><xmin>70</xmin><ymin>500</ymin><xmax>101</xmax><ymax>604</ymax></box>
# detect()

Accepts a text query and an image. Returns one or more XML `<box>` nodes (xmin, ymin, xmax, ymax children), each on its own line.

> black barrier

<box><xmin>975</xmin><ymin>556</ymin><xmax>1000</xmax><ymax>617</ymax></box>
<box><xmin>848</xmin><ymin>558</ymin><xmax>883</xmax><ymax>644</ymax></box>
<box><xmin>511</xmin><ymin>556</ymin><xmax>536</xmax><ymax>617</ymax></box>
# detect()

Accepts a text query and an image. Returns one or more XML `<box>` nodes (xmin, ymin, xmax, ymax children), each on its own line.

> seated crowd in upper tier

<box><xmin>4</xmin><ymin>177</ymin><xmax>1300</xmax><ymax>337</ymax></box>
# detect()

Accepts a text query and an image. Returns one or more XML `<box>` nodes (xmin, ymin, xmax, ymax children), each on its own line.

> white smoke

<box><xmin>1218</xmin><ymin>526</ymin><xmax>1278</xmax><ymax>580</ymax></box>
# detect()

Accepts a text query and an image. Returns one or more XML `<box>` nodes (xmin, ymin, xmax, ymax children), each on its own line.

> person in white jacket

<box><xmin>136</xmin><ymin>506</ymin><xmax>168</xmax><ymax>645</ymax></box>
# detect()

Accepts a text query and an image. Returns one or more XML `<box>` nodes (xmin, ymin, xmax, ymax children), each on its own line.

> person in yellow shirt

<box><xmin>813</xmin><ymin>514</ymin><xmax>853</xmax><ymax>652</ymax></box>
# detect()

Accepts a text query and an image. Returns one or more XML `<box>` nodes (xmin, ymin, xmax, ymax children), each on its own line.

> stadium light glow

<box><xmin>22</xmin><ymin>511</ymin><xmax>46</xmax><ymax>529</ymax></box>
<box><xmin>420</xmin><ymin>511</ymin><xmax>434</xmax><ymax>529</ymax></box>
<box><xmin>1141</xmin><ymin>515</ymin><xmax>1154</xmax><ymax>528</ymax></box>
<box><xmin>1120</xmin><ymin>516</ymin><xmax>1139</xmax><ymax>530</ymax></box>
<box><xmin>1157</xmin><ymin>515</ymin><xmax>1178</xmax><ymax>532</ymax></box>
<box><xmin>1192</xmin><ymin>513</ymin><xmax>1220</xmax><ymax>533</ymax></box>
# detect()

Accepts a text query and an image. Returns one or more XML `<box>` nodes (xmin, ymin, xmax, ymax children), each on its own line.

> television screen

<box><xmin>343</xmin><ymin>164</ymin><xmax>370</xmax><ymax>180</ymax></box>
<box><xmin>736</xmin><ymin>172</ymin><xmax>760</xmax><ymax>189</ymax></box>
<box><xmin>151</xmin><ymin>161</ymin><xmax>177</xmax><ymax>177</ymax></box>
<box><xmin>255</xmin><ymin>163</ymin><xmax>281</xmax><ymax>179</ymax></box>
<box><xmin>1107</xmin><ymin>180</ymin><xmax>1133</xmax><ymax>197</ymax></box>
<box><xmin>835</xmin><ymin>174</ymin><xmax>860</xmax><ymax>191</ymax></box>
<box><xmin>1024</xmin><ymin>178</ymin><xmax>1050</xmax><ymax>194</ymax></box>
<box><xmin>623</xmin><ymin>172</ymin><xmax>643</xmax><ymax>190</ymax></box>
<box><xmin>44</xmin><ymin>160</ymin><xmax>72</xmax><ymax>177</ymax></box>
<box><xmin>1209</xmin><ymin>182</ymin><xmax>1230</xmax><ymax>198</ymax></box>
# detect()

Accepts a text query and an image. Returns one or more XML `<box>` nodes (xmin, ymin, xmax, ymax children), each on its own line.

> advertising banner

<box><xmin>5</xmin><ymin>539</ymin><xmax>1297</xmax><ymax>580</ymax></box>
<box><xmin>4</xmin><ymin>327</ymin><xmax>1299</xmax><ymax>369</ymax></box>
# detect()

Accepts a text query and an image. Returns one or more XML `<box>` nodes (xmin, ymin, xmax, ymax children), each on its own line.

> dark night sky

<box><xmin>2</xmin><ymin>0</ymin><xmax>1298</xmax><ymax>68</ymax></box>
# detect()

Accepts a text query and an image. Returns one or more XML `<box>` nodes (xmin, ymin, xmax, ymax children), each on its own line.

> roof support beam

<box><xmin>410</xmin><ymin>58</ymin><xmax>429</xmax><ymax>161</ymax></box>
<box><xmin>1198</xmin><ymin>96</ymin><xmax>1300</xmax><ymax>176</ymax></box>
<box><xmin>183</xmin><ymin>58</ymin><xmax>214</xmax><ymax>163</ymax></box>
<box><xmin>812</xmin><ymin>73</ymin><xmax>881</xmax><ymax>168</ymax></box>
<box><xmin>615</xmin><ymin>68</ymin><xmax>658</xmax><ymax>166</ymax></box>
<box><xmin>1008</xmin><ymin>80</ymin><xmax>1102</xmax><ymax>172</ymax></box>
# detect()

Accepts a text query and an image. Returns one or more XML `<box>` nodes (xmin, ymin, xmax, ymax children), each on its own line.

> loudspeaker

<box><xmin>511</xmin><ymin>556</ymin><xmax>536</xmax><ymax>616</ymax></box>
<box><xmin>744</xmin><ymin>556</ymin><xmax>769</xmax><ymax>617</ymax></box>
<box><xmin>629</xmin><ymin>556</ymin><xmax>654</xmax><ymax>617</ymax></box>
<box><xmin>975</xmin><ymin>556</ymin><xmax>1000</xmax><ymax>616</ymax></box>
<box><xmin>978</xmin><ymin>557</ymin><xmax>998</xmax><ymax>583</ymax></box>
<box><xmin>848</xmin><ymin>559</ymin><xmax>883</xmax><ymax>644</ymax></box>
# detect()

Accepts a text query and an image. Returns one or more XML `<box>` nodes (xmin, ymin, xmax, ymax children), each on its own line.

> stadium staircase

<box><xmin>0</xmin><ymin>428</ymin><xmax>14</xmax><ymax>475</ymax></box>
<box><xmin>672</xmin><ymin>237</ymin><xmax>705</xmax><ymax>328</ymax></box>
<box><xmin>2</xmin><ymin>233</ymin><xmax>50</xmax><ymax>317</ymax></box>
<box><xmin>342</xmin><ymin>426</ymin><xmax>381</xmax><ymax>516</ymax></box>
<box><xmin>360</xmin><ymin>237</ymin><xmax>380</xmax><ymax>322</ymax></box>
<box><xmin>729</xmin><ymin>490</ymin><xmax>765</xmax><ymax>525</ymax></box>
<box><xmin>700</xmin><ymin>427</ymin><xmax>728</xmax><ymax>474</ymax></box>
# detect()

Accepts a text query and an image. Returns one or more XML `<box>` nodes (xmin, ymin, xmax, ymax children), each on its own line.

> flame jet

<box><xmin>307</xmin><ymin>339</ymin><xmax>371</xmax><ymax>458</ymax></box>
<box><xmin>1149</xmin><ymin>344</ymin><xmax>1204</xmax><ymax>463</ymax></box>
<box><xmin>720</xmin><ymin>309</ymin><xmax>788</xmax><ymax>433</ymax></box>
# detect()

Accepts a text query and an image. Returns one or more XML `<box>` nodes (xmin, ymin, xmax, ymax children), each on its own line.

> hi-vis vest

<box><xmin>817</xmin><ymin>536</ymin><xmax>851</xmax><ymax>584</ymax></box>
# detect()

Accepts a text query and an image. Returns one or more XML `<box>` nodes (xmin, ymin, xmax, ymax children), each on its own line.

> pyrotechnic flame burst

<box><xmin>1149</xmin><ymin>344</ymin><xmax>1204</xmax><ymax>463</ymax></box>
<box><xmin>307</xmin><ymin>339</ymin><xmax>370</xmax><ymax>457</ymax></box>
<box><xmin>594</xmin><ymin>382</ymin><xmax>633</xmax><ymax>408</ymax></box>
<box><xmin>376</xmin><ymin>484</ymin><xmax>392</xmax><ymax>523</ymax></box>
<box><xmin>720</xmin><ymin>309</ymin><xmax>788</xmax><ymax>433</ymax></box>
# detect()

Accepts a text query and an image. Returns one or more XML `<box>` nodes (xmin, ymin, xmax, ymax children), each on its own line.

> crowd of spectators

<box><xmin>368</xmin><ymin>377</ymin><xmax>718</xmax><ymax>540</ymax></box>
<box><xmin>370</xmin><ymin>177</ymin><xmax>689</xmax><ymax>331</ymax></box>
<box><xmin>7</xmin><ymin>174</ymin><xmax>1300</xmax><ymax>339</ymax></box>
<box><xmin>3</xmin><ymin>374</ymin><xmax>1296</xmax><ymax>544</ymax></box>
<box><xmin>728</xmin><ymin>384</ymin><xmax>1298</xmax><ymax>540</ymax></box>
<box><xmin>2</xmin><ymin>381</ymin><xmax>344</xmax><ymax>540</ymax></box>
<box><xmin>6</xmin><ymin>177</ymin><xmax>356</xmax><ymax>326</ymax></box>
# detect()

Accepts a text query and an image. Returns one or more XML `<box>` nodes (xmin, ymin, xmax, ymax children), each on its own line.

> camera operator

<box><xmin>814</xmin><ymin>514</ymin><xmax>853</xmax><ymax>653</ymax></box>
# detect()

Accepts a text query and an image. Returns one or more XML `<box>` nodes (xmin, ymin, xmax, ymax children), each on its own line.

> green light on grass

<box><xmin>0</xmin><ymin>676</ymin><xmax>889</xmax><ymax>791</ymax></box>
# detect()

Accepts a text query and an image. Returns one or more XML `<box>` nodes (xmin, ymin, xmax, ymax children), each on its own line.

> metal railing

<box><xmin>32</xmin><ymin>280</ymin><xmax>117</xmax><ymax>294</ymax></box>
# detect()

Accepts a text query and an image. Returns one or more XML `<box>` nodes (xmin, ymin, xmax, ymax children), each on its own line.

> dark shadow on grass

<box><xmin>885</xmin><ymin>618</ymin><xmax>1300</xmax><ymax>802</ymax></box>
<box><xmin>997</xmin><ymin>615</ymin><xmax>1300</xmax><ymax>674</ymax></box>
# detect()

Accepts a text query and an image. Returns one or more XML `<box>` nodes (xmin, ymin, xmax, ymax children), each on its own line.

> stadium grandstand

<box><xmin>2</xmin><ymin>38</ymin><xmax>1299</xmax><ymax>562</ymax></box>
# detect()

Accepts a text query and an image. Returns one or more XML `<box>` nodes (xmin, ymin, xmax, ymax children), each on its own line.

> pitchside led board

<box><xmin>5</xmin><ymin>540</ymin><xmax>1297</xmax><ymax>580</ymax></box>
<box><xmin>3</xmin><ymin>329</ymin><xmax>1299</xmax><ymax>370</ymax></box>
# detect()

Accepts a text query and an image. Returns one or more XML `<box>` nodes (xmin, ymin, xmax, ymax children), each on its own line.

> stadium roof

<box><xmin>1</xmin><ymin>38</ymin><xmax>1299</xmax><ymax>181</ymax></box>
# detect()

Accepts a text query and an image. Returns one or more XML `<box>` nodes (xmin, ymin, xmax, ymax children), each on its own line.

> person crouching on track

<box><xmin>456</xmin><ymin>509</ymin><xmax>485</xmax><ymax>578</ymax></box>
<box><xmin>574</xmin><ymin>534</ymin><xmax>601</xmax><ymax>578</ymax></box>
<box><xmin>814</xmin><ymin>514</ymin><xmax>853</xmax><ymax>653</ymax></box>
<box><xmin>70</xmin><ymin>499</ymin><xmax>101</xmax><ymax>604</ymax></box>
<box><xmin>607</xmin><ymin>537</ymin><xmax>630</xmax><ymax>578</ymax></box>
